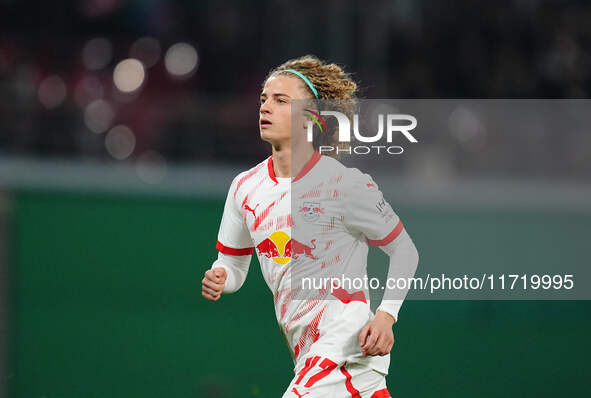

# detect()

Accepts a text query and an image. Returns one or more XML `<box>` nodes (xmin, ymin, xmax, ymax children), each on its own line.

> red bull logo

<box><xmin>256</xmin><ymin>231</ymin><xmax>318</xmax><ymax>264</ymax></box>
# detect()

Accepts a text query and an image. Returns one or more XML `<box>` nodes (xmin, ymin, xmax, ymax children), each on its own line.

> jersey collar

<box><xmin>267</xmin><ymin>150</ymin><xmax>322</xmax><ymax>184</ymax></box>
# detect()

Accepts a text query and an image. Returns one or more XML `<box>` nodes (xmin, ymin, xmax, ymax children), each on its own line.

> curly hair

<box><xmin>264</xmin><ymin>55</ymin><xmax>358</xmax><ymax>156</ymax></box>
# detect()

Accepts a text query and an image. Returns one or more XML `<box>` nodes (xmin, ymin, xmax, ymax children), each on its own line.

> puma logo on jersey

<box><xmin>243</xmin><ymin>203</ymin><xmax>259</xmax><ymax>219</ymax></box>
<box><xmin>292</xmin><ymin>387</ymin><xmax>310</xmax><ymax>398</ymax></box>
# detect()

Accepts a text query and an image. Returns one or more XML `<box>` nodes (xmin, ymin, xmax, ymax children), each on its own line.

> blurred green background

<box><xmin>5</xmin><ymin>190</ymin><xmax>591</xmax><ymax>397</ymax></box>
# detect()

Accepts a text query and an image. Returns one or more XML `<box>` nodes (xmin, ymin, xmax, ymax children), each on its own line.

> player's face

<box><xmin>259</xmin><ymin>75</ymin><xmax>312</xmax><ymax>146</ymax></box>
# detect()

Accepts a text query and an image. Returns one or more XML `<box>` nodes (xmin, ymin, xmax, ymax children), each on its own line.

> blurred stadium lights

<box><xmin>82</xmin><ymin>37</ymin><xmax>113</xmax><ymax>71</ymax></box>
<box><xmin>164</xmin><ymin>42</ymin><xmax>198</xmax><ymax>79</ymax></box>
<box><xmin>84</xmin><ymin>99</ymin><xmax>115</xmax><ymax>134</ymax></box>
<box><xmin>130</xmin><ymin>37</ymin><xmax>161</xmax><ymax>69</ymax></box>
<box><xmin>105</xmin><ymin>125</ymin><xmax>135</xmax><ymax>160</ymax></box>
<box><xmin>0</xmin><ymin>0</ymin><xmax>589</xmax><ymax>179</ymax></box>
<box><xmin>37</xmin><ymin>74</ymin><xmax>67</xmax><ymax>109</ymax></box>
<box><xmin>113</xmin><ymin>58</ymin><xmax>145</xmax><ymax>93</ymax></box>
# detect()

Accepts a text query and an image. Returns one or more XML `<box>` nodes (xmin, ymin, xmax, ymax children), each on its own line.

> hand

<box><xmin>202</xmin><ymin>267</ymin><xmax>227</xmax><ymax>301</ymax></box>
<box><xmin>358</xmin><ymin>310</ymin><xmax>396</xmax><ymax>356</ymax></box>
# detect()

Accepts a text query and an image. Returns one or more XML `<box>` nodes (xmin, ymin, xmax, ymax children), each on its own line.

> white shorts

<box><xmin>282</xmin><ymin>356</ymin><xmax>391</xmax><ymax>398</ymax></box>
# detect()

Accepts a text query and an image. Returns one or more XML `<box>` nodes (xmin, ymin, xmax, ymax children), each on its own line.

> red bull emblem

<box><xmin>298</xmin><ymin>201</ymin><xmax>324</xmax><ymax>222</ymax></box>
<box><xmin>256</xmin><ymin>231</ymin><xmax>318</xmax><ymax>264</ymax></box>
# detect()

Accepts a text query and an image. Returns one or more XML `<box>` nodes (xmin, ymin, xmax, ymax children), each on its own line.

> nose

<box><xmin>260</xmin><ymin>98</ymin><xmax>271</xmax><ymax>115</ymax></box>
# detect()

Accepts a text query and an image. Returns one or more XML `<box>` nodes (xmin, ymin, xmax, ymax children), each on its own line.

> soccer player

<box><xmin>202</xmin><ymin>55</ymin><xmax>419</xmax><ymax>397</ymax></box>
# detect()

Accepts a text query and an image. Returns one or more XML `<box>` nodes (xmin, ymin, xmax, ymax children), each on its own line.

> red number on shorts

<box><xmin>295</xmin><ymin>356</ymin><xmax>321</xmax><ymax>385</ymax></box>
<box><xmin>295</xmin><ymin>356</ymin><xmax>338</xmax><ymax>388</ymax></box>
<box><xmin>304</xmin><ymin>357</ymin><xmax>338</xmax><ymax>387</ymax></box>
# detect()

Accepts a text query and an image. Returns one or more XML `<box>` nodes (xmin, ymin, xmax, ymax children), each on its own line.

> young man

<box><xmin>202</xmin><ymin>55</ymin><xmax>418</xmax><ymax>397</ymax></box>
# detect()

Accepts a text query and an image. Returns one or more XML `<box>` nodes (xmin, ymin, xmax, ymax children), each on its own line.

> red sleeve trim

<box><xmin>366</xmin><ymin>220</ymin><xmax>404</xmax><ymax>247</ymax></box>
<box><xmin>216</xmin><ymin>241</ymin><xmax>254</xmax><ymax>255</ymax></box>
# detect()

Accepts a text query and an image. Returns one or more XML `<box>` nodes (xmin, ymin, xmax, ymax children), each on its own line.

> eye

<box><xmin>277</xmin><ymin>98</ymin><xmax>287</xmax><ymax>104</ymax></box>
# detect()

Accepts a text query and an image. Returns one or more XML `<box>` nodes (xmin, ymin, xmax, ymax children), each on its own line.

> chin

<box><xmin>260</xmin><ymin>128</ymin><xmax>288</xmax><ymax>145</ymax></box>
<box><xmin>259</xmin><ymin>129</ymin><xmax>273</xmax><ymax>143</ymax></box>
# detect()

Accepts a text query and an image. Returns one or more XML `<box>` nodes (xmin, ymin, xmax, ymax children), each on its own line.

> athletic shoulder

<box><xmin>228</xmin><ymin>156</ymin><xmax>269</xmax><ymax>193</ymax></box>
<box><xmin>317</xmin><ymin>154</ymin><xmax>348</xmax><ymax>177</ymax></box>
<box><xmin>232</xmin><ymin>157</ymin><xmax>268</xmax><ymax>183</ymax></box>
<box><xmin>330</xmin><ymin>160</ymin><xmax>376</xmax><ymax>191</ymax></box>
<box><xmin>315</xmin><ymin>155</ymin><xmax>377</xmax><ymax>192</ymax></box>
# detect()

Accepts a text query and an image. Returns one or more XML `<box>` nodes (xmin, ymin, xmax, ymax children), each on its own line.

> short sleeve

<box><xmin>343</xmin><ymin>169</ymin><xmax>404</xmax><ymax>247</ymax></box>
<box><xmin>216</xmin><ymin>174</ymin><xmax>255</xmax><ymax>255</ymax></box>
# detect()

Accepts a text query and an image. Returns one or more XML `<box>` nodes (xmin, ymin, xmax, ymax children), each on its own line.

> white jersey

<box><xmin>215</xmin><ymin>151</ymin><xmax>405</xmax><ymax>375</ymax></box>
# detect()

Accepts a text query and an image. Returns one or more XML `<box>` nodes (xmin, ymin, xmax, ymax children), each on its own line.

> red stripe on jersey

<box><xmin>234</xmin><ymin>162</ymin><xmax>265</xmax><ymax>199</ymax></box>
<box><xmin>293</xmin><ymin>305</ymin><xmax>325</xmax><ymax>360</ymax></box>
<box><xmin>321</xmin><ymin>254</ymin><xmax>340</xmax><ymax>269</ymax></box>
<box><xmin>331</xmin><ymin>286</ymin><xmax>367</xmax><ymax>304</ymax></box>
<box><xmin>293</xmin><ymin>150</ymin><xmax>322</xmax><ymax>182</ymax></box>
<box><xmin>252</xmin><ymin>190</ymin><xmax>288</xmax><ymax>231</ymax></box>
<box><xmin>339</xmin><ymin>365</ymin><xmax>361</xmax><ymax>398</ymax></box>
<box><xmin>366</xmin><ymin>220</ymin><xmax>404</xmax><ymax>247</ymax></box>
<box><xmin>275</xmin><ymin>213</ymin><xmax>293</xmax><ymax>230</ymax></box>
<box><xmin>216</xmin><ymin>241</ymin><xmax>254</xmax><ymax>255</ymax></box>
<box><xmin>299</xmin><ymin>182</ymin><xmax>324</xmax><ymax>199</ymax></box>
<box><xmin>268</xmin><ymin>151</ymin><xmax>321</xmax><ymax>184</ymax></box>
<box><xmin>267</xmin><ymin>156</ymin><xmax>278</xmax><ymax>184</ymax></box>
<box><xmin>282</xmin><ymin>287</ymin><xmax>303</xmax><ymax>326</ymax></box>
<box><xmin>257</xmin><ymin>218</ymin><xmax>275</xmax><ymax>232</ymax></box>
<box><xmin>240</xmin><ymin>176</ymin><xmax>266</xmax><ymax>208</ymax></box>
<box><xmin>240</xmin><ymin>178</ymin><xmax>267</xmax><ymax>225</ymax></box>
<box><xmin>371</xmin><ymin>388</ymin><xmax>391</xmax><ymax>398</ymax></box>
<box><xmin>322</xmin><ymin>216</ymin><xmax>336</xmax><ymax>233</ymax></box>
<box><xmin>286</xmin><ymin>292</ymin><xmax>326</xmax><ymax>332</ymax></box>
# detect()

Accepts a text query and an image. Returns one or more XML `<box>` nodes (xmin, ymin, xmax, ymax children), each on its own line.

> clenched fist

<box><xmin>202</xmin><ymin>267</ymin><xmax>227</xmax><ymax>301</ymax></box>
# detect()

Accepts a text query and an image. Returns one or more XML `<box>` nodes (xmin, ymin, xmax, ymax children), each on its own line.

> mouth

<box><xmin>260</xmin><ymin>118</ymin><xmax>272</xmax><ymax>129</ymax></box>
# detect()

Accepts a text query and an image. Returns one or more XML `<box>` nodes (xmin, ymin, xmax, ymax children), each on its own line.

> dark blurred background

<box><xmin>1</xmin><ymin>1</ymin><xmax>590</xmax><ymax>397</ymax></box>
<box><xmin>1</xmin><ymin>0</ymin><xmax>591</xmax><ymax>177</ymax></box>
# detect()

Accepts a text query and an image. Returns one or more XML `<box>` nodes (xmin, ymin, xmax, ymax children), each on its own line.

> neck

<box><xmin>271</xmin><ymin>144</ymin><xmax>315</xmax><ymax>179</ymax></box>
